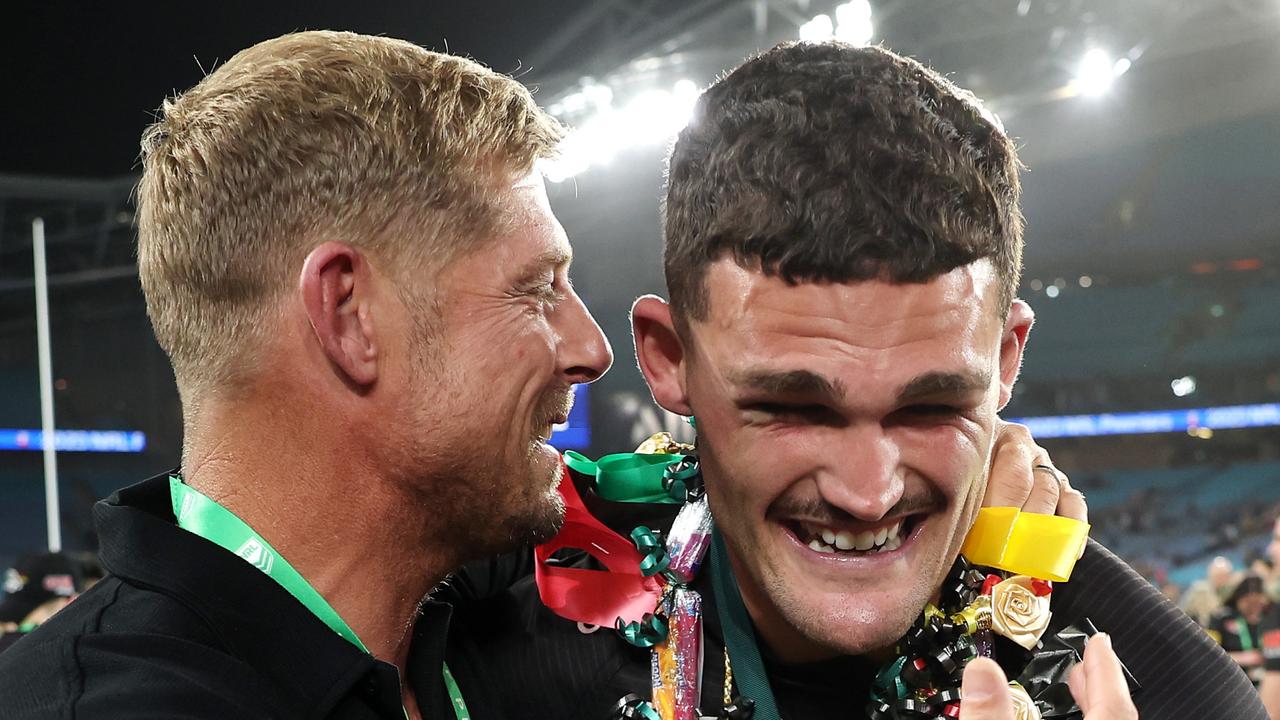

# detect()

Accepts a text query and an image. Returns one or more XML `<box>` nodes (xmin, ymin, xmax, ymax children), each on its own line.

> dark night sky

<box><xmin>2</xmin><ymin>1</ymin><xmax>588</xmax><ymax>178</ymax></box>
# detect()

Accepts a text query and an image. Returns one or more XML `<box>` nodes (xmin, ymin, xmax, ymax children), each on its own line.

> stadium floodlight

<box><xmin>799</xmin><ymin>13</ymin><xmax>835</xmax><ymax>42</ymax></box>
<box><xmin>581</xmin><ymin>82</ymin><xmax>614</xmax><ymax>112</ymax></box>
<box><xmin>541</xmin><ymin>79</ymin><xmax>702</xmax><ymax>183</ymax></box>
<box><xmin>1073</xmin><ymin>48</ymin><xmax>1131</xmax><ymax>97</ymax></box>
<box><xmin>835</xmin><ymin>1</ymin><xmax>874</xmax><ymax>47</ymax></box>
<box><xmin>1171</xmin><ymin>376</ymin><xmax>1197</xmax><ymax>398</ymax></box>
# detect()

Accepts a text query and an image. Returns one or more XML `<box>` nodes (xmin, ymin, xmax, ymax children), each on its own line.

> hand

<box><xmin>984</xmin><ymin>421</ymin><xmax>1088</xmax><ymax>522</ymax></box>
<box><xmin>961</xmin><ymin>633</ymin><xmax>1137</xmax><ymax>719</ymax></box>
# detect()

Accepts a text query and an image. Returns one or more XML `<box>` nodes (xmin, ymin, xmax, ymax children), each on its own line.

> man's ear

<box><xmin>631</xmin><ymin>295</ymin><xmax>694</xmax><ymax>416</ymax></box>
<box><xmin>300</xmin><ymin>242</ymin><xmax>379</xmax><ymax>388</ymax></box>
<box><xmin>996</xmin><ymin>299</ymin><xmax>1035</xmax><ymax>410</ymax></box>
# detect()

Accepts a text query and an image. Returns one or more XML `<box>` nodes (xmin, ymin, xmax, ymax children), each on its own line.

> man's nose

<box><xmin>557</xmin><ymin>287</ymin><xmax>613</xmax><ymax>384</ymax></box>
<box><xmin>814</xmin><ymin>424</ymin><xmax>905</xmax><ymax>521</ymax></box>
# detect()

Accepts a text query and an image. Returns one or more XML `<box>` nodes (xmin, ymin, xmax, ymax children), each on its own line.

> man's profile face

<box><xmin>391</xmin><ymin>172</ymin><xmax>613</xmax><ymax>557</ymax></box>
<box><xmin>677</xmin><ymin>259</ymin><xmax>1026</xmax><ymax>659</ymax></box>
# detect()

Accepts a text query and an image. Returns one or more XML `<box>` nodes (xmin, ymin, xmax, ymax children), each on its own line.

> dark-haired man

<box><xmin>448</xmin><ymin>42</ymin><xmax>1263</xmax><ymax>719</ymax></box>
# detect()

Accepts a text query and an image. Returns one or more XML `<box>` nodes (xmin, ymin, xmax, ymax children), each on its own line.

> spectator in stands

<box><xmin>1260</xmin><ymin>583</ymin><xmax>1280</xmax><ymax>718</ymax></box>
<box><xmin>1209</xmin><ymin>574</ymin><xmax>1270</xmax><ymax>686</ymax></box>
<box><xmin>1210</xmin><ymin>554</ymin><xmax>1238</xmax><ymax>601</ymax></box>
<box><xmin>1183</xmin><ymin>571</ymin><xmax>1227</xmax><ymax>626</ymax></box>
<box><xmin>0</xmin><ymin>552</ymin><xmax>100</xmax><ymax>653</ymax></box>
<box><xmin>1267</xmin><ymin>514</ymin><xmax>1280</xmax><ymax>600</ymax></box>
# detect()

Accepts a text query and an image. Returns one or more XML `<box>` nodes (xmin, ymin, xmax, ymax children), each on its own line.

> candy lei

<box><xmin>597</xmin><ymin>434</ymin><xmax>1092</xmax><ymax>720</ymax></box>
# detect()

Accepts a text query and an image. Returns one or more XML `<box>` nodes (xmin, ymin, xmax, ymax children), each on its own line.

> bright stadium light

<box><xmin>835</xmin><ymin>1</ymin><xmax>874</xmax><ymax>47</ymax></box>
<box><xmin>541</xmin><ymin>79</ymin><xmax>702</xmax><ymax>183</ymax></box>
<box><xmin>799</xmin><ymin>13</ymin><xmax>835</xmax><ymax>42</ymax></box>
<box><xmin>1171</xmin><ymin>376</ymin><xmax>1198</xmax><ymax>398</ymax></box>
<box><xmin>1073</xmin><ymin>48</ymin><xmax>1130</xmax><ymax>97</ymax></box>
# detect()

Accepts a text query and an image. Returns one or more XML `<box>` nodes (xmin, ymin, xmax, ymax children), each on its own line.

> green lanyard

<box><xmin>1236</xmin><ymin>615</ymin><xmax>1255</xmax><ymax>652</ymax></box>
<box><xmin>170</xmin><ymin>477</ymin><xmax>470</xmax><ymax>719</ymax></box>
<box><xmin>709</xmin><ymin>528</ymin><xmax>783</xmax><ymax>720</ymax></box>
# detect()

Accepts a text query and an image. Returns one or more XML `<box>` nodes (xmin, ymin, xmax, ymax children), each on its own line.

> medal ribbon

<box><xmin>169</xmin><ymin>477</ymin><xmax>470</xmax><ymax>720</ymax></box>
<box><xmin>709</xmin><ymin>528</ymin><xmax>783</xmax><ymax>720</ymax></box>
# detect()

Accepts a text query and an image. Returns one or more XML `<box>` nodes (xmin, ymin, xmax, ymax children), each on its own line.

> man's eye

<box><xmin>522</xmin><ymin>280</ymin><xmax>560</xmax><ymax>304</ymax></box>
<box><xmin>744</xmin><ymin>403</ymin><xmax>836</xmax><ymax>424</ymax></box>
<box><xmin>889</xmin><ymin>404</ymin><xmax>965</xmax><ymax>426</ymax></box>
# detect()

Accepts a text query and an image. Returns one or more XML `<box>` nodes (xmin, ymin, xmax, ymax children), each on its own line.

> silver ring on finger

<box><xmin>1032</xmin><ymin>463</ymin><xmax>1064</xmax><ymax>484</ymax></box>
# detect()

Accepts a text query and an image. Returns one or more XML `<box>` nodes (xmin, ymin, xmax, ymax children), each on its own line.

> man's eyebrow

<box><xmin>514</xmin><ymin>248</ymin><xmax>572</xmax><ymax>283</ymax></box>
<box><xmin>894</xmin><ymin>370</ymin><xmax>992</xmax><ymax>404</ymax></box>
<box><xmin>728</xmin><ymin>369</ymin><xmax>847</xmax><ymax>401</ymax></box>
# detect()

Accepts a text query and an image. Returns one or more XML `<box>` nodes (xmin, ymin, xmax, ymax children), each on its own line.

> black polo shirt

<box><xmin>450</xmin><ymin>470</ymin><xmax>1269</xmax><ymax>720</ymax></box>
<box><xmin>1260</xmin><ymin>603</ymin><xmax>1280</xmax><ymax>673</ymax></box>
<box><xmin>0</xmin><ymin>474</ymin><xmax>501</xmax><ymax>719</ymax></box>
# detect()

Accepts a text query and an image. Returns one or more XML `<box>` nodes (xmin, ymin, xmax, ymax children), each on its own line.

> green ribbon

<box><xmin>710</xmin><ymin>528</ymin><xmax>782</xmax><ymax>720</ymax></box>
<box><xmin>169</xmin><ymin>477</ymin><xmax>470</xmax><ymax>720</ymax></box>
<box><xmin>616</xmin><ymin>612</ymin><xmax>670</xmax><ymax>648</ymax></box>
<box><xmin>661</xmin><ymin>458</ymin><xmax>701</xmax><ymax>502</ymax></box>
<box><xmin>563</xmin><ymin>450</ymin><xmax>685</xmax><ymax>504</ymax></box>
<box><xmin>874</xmin><ymin>656</ymin><xmax>910</xmax><ymax>700</ymax></box>
<box><xmin>630</xmin><ymin>526</ymin><xmax>672</xmax><ymax>578</ymax></box>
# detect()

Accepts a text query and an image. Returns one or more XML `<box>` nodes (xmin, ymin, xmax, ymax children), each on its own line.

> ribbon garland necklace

<box><xmin>572</xmin><ymin>430</ymin><xmax>1094</xmax><ymax>720</ymax></box>
<box><xmin>169</xmin><ymin>477</ymin><xmax>471</xmax><ymax>720</ymax></box>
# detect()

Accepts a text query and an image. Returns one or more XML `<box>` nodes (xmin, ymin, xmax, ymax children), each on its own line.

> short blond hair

<box><xmin>137</xmin><ymin>30</ymin><xmax>563</xmax><ymax>398</ymax></box>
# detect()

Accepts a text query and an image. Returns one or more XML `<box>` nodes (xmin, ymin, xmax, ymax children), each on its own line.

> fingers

<box><xmin>1078</xmin><ymin>633</ymin><xmax>1138</xmax><ymax>719</ymax></box>
<box><xmin>1056</xmin><ymin>478</ymin><xmax>1089</xmax><ymax>524</ymax></box>
<box><xmin>984</xmin><ymin>422</ymin><xmax>1036</xmax><ymax>509</ymax></box>
<box><xmin>1068</xmin><ymin>659</ymin><xmax>1091</xmax><ymax>715</ymax></box>
<box><xmin>960</xmin><ymin>658</ymin><xmax>1014</xmax><ymax>720</ymax></box>
<box><xmin>985</xmin><ymin>421</ymin><xmax>1089</xmax><ymax>522</ymax></box>
<box><xmin>985</xmin><ymin>422</ymin><xmax>1058</xmax><ymax>513</ymax></box>
<box><xmin>1023</xmin><ymin>460</ymin><xmax>1063</xmax><ymax>517</ymax></box>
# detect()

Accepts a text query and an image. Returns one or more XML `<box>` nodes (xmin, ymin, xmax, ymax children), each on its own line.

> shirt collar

<box><xmin>95</xmin><ymin>472</ymin><xmax>452</xmax><ymax>717</ymax></box>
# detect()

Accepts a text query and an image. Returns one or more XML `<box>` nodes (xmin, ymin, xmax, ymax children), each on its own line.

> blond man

<box><xmin>0</xmin><ymin>30</ymin><xmax>611</xmax><ymax>719</ymax></box>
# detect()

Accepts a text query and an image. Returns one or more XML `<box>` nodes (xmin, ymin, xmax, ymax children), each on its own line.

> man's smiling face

<box><xmin>639</xmin><ymin>257</ymin><xmax>1031</xmax><ymax>661</ymax></box>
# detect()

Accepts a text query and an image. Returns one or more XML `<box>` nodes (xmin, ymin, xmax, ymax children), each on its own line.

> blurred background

<box><xmin>2</xmin><ymin>0</ymin><xmax>1279</xmax><ymax>670</ymax></box>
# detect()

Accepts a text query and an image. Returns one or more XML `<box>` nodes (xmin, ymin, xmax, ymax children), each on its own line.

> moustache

<box><xmin>768</xmin><ymin>488</ymin><xmax>946</xmax><ymax>525</ymax></box>
<box><xmin>532</xmin><ymin>387</ymin><xmax>575</xmax><ymax>430</ymax></box>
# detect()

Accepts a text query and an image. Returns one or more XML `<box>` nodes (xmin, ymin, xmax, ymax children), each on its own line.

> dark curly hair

<box><xmin>663</xmin><ymin>42</ymin><xmax>1024</xmax><ymax>322</ymax></box>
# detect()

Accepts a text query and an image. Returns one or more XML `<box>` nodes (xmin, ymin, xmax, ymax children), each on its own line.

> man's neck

<box><xmin>183</xmin><ymin>422</ymin><xmax>450</xmax><ymax>673</ymax></box>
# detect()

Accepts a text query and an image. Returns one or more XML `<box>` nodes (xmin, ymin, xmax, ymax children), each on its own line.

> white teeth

<box><xmin>808</xmin><ymin>539</ymin><xmax>834</xmax><ymax>553</ymax></box>
<box><xmin>806</xmin><ymin>519</ymin><xmax>908</xmax><ymax>555</ymax></box>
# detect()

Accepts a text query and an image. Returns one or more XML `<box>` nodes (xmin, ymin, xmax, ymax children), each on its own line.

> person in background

<box><xmin>1210</xmin><ymin>555</ymin><xmax>1238</xmax><ymax>602</ymax></box>
<box><xmin>1209</xmin><ymin>574</ymin><xmax>1270</xmax><ymax>685</ymax></box>
<box><xmin>0</xmin><ymin>552</ymin><xmax>101</xmax><ymax>653</ymax></box>
<box><xmin>1182</xmin><ymin>580</ymin><xmax>1224</xmax><ymax>627</ymax></box>
<box><xmin>1257</xmin><ymin>516</ymin><xmax>1280</xmax><ymax>718</ymax></box>
<box><xmin>1266</xmin><ymin>514</ymin><xmax>1280</xmax><ymax>601</ymax></box>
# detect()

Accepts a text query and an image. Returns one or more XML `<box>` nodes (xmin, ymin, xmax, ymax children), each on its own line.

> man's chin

<box><xmin>777</xmin><ymin>586</ymin><xmax>926</xmax><ymax>657</ymax></box>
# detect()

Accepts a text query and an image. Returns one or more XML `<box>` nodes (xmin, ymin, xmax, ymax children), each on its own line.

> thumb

<box><xmin>961</xmin><ymin>657</ymin><xmax>1015</xmax><ymax>720</ymax></box>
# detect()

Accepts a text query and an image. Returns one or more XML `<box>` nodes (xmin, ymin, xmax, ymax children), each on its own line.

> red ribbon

<box><xmin>533</xmin><ymin>464</ymin><xmax>664</xmax><ymax>627</ymax></box>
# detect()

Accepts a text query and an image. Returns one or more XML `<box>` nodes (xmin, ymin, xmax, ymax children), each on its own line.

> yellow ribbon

<box><xmin>960</xmin><ymin>507</ymin><xmax>1090</xmax><ymax>582</ymax></box>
